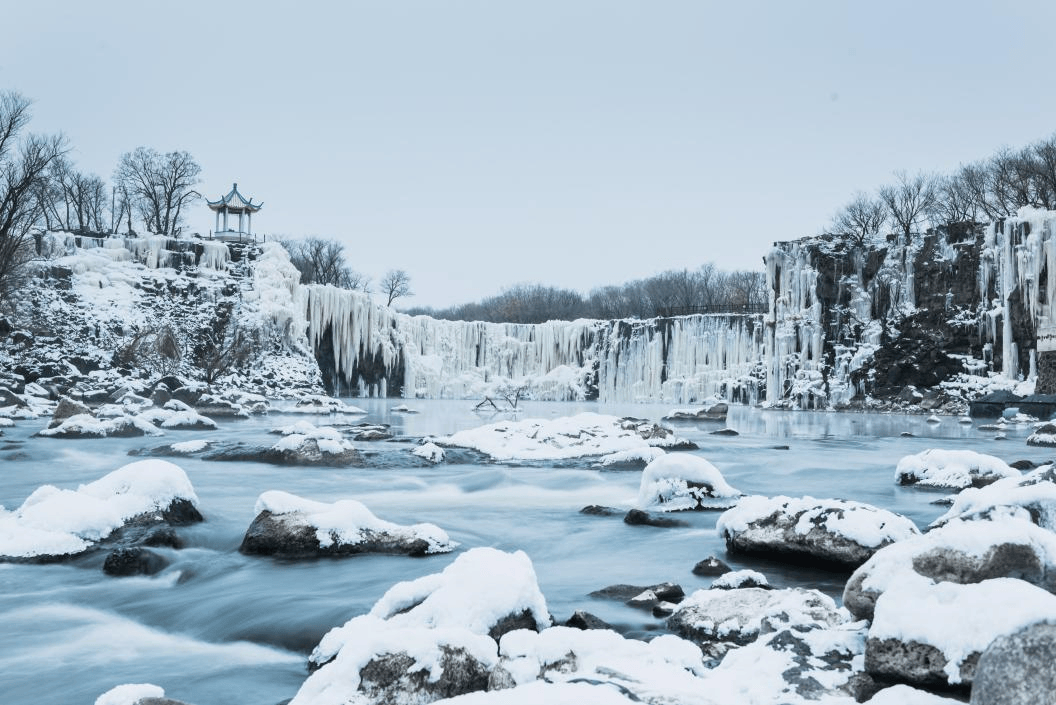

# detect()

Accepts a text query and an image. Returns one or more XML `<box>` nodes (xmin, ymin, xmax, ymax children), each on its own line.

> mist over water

<box><xmin>0</xmin><ymin>400</ymin><xmax>1041</xmax><ymax>705</ymax></box>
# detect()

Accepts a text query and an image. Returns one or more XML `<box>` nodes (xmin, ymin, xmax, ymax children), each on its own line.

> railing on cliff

<box><xmin>657</xmin><ymin>303</ymin><xmax>767</xmax><ymax>317</ymax></box>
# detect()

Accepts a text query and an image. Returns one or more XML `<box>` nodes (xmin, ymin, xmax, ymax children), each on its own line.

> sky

<box><xmin>3</xmin><ymin>0</ymin><xmax>1056</xmax><ymax>308</ymax></box>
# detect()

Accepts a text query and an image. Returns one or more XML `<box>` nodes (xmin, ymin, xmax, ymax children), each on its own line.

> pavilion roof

<box><xmin>207</xmin><ymin>182</ymin><xmax>263</xmax><ymax>213</ymax></box>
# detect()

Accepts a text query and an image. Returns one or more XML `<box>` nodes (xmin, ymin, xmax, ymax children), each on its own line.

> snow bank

<box><xmin>711</xmin><ymin>569</ymin><xmax>769</xmax><ymax>590</ymax></box>
<box><xmin>0</xmin><ymin>460</ymin><xmax>198</xmax><ymax>559</ymax></box>
<box><xmin>895</xmin><ymin>449</ymin><xmax>1019</xmax><ymax>489</ymax></box>
<box><xmin>435</xmin><ymin>413</ymin><xmax>692</xmax><ymax>461</ymax></box>
<box><xmin>294</xmin><ymin>548</ymin><xmax>550</xmax><ymax>705</ymax></box>
<box><xmin>637</xmin><ymin>454</ymin><xmax>741</xmax><ymax>511</ymax></box>
<box><xmin>251</xmin><ymin>490</ymin><xmax>454</xmax><ymax>554</ymax></box>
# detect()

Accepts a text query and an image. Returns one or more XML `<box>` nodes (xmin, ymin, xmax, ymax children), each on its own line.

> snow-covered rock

<box><xmin>895</xmin><ymin>448</ymin><xmax>1020</xmax><ymax>489</ymax></box>
<box><xmin>931</xmin><ymin>465</ymin><xmax>1056</xmax><ymax>530</ymax></box>
<box><xmin>413</xmin><ymin>442</ymin><xmax>446</xmax><ymax>463</ymax></box>
<box><xmin>38</xmin><ymin>413</ymin><xmax>164</xmax><ymax>438</ymax></box>
<box><xmin>865</xmin><ymin>576</ymin><xmax>1056</xmax><ymax>688</ymax></box>
<box><xmin>663</xmin><ymin>399</ymin><xmax>729</xmax><ymax>422</ymax></box>
<box><xmin>275</xmin><ymin>394</ymin><xmax>367</xmax><ymax>415</ymax></box>
<box><xmin>710</xmin><ymin>569</ymin><xmax>769</xmax><ymax>590</ymax></box>
<box><xmin>717</xmin><ymin>496</ymin><xmax>920</xmax><ymax>569</ymax></box>
<box><xmin>138</xmin><ymin>405</ymin><xmax>217</xmax><ymax>430</ymax></box>
<box><xmin>486</xmin><ymin>627</ymin><xmax>710</xmax><ymax>703</ymax></box>
<box><xmin>392</xmin><ymin>404</ymin><xmax>419</xmax><ymax>414</ymax></box>
<box><xmin>206</xmin><ymin>422</ymin><xmax>362</xmax><ymax>466</ymax></box>
<box><xmin>239</xmin><ymin>490</ymin><xmax>455</xmax><ymax>558</ymax></box>
<box><xmin>666</xmin><ymin>587</ymin><xmax>846</xmax><ymax>647</ymax></box>
<box><xmin>636</xmin><ymin>454</ymin><xmax>741</xmax><ymax>511</ymax></box>
<box><xmin>0</xmin><ymin>459</ymin><xmax>202</xmax><ymax>561</ymax></box>
<box><xmin>49</xmin><ymin>396</ymin><xmax>91</xmax><ymax>427</ymax></box>
<box><xmin>1027</xmin><ymin>422</ymin><xmax>1056</xmax><ymax>447</ymax></box>
<box><xmin>867</xmin><ymin>685</ymin><xmax>965</xmax><ymax>704</ymax></box>
<box><xmin>970</xmin><ymin>621</ymin><xmax>1056</xmax><ymax>705</ymax></box>
<box><xmin>597</xmin><ymin>446</ymin><xmax>666</xmax><ymax>468</ymax></box>
<box><xmin>434</xmin><ymin>413</ymin><xmax>695</xmax><ymax>462</ymax></box>
<box><xmin>843</xmin><ymin>517</ymin><xmax>1056</xmax><ymax>621</ymax></box>
<box><xmin>94</xmin><ymin>683</ymin><xmax>167</xmax><ymax>705</ymax></box>
<box><xmin>293</xmin><ymin>548</ymin><xmax>550</xmax><ymax>705</ymax></box>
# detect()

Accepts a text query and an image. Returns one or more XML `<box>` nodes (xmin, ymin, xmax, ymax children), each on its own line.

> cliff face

<box><xmin>303</xmin><ymin>285</ymin><xmax>765</xmax><ymax>403</ymax></box>
<box><xmin>763</xmin><ymin>208</ymin><xmax>1056</xmax><ymax>410</ymax></box>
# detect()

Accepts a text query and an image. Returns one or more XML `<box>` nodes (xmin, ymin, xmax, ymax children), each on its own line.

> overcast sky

<box><xmin>3</xmin><ymin>1</ymin><xmax>1056</xmax><ymax>307</ymax></box>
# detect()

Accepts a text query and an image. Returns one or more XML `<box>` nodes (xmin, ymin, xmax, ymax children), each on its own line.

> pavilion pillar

<box><xmin>223</xmin><ymin>207</ymin><xmax>228</xmax><ymax>232</ymax></box>
<box><xmin>238</xmin><ymin>211</ymin><xmax>244</xmax><ymax>234</ymax></box>
<box><xmin>247</xmin><ymin>211</ymin><xmax>252</xmax><ymax>236</ymax></box>
<box><xmin>215</xmin><ymin>210</ymin><xmax>220</xmax><ymax>233</ymax></box>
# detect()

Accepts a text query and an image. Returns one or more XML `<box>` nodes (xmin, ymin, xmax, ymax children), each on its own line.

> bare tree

<box><xmin>879</xmin><ymin>171</ymin><xmax>939</xmax><ymax>237</ymax></box>
<box><xmin>932</xmin><ymin>169</ymin><xmax>981</xmax><ymax>226</ymax></box>
<box><xmin>380</xmin><ymin>269</ymin><xmax>413</xmax><ymax>306</ymax></box>
<box><xmin>279</xmin><ymin>236</ymin><xmax>369</xmax><ymax>290</ymax></box>
<box><xmin>830</xmin><ymin>192</ymin><xmax>887</xmax><ymax>244</ymax></box>
<box><xmin>0</xmin><ymin>91</ymin><xmax>66</xmax><ymax>311</ymax></box>
<box><xmin>114</xmin><ymin>147</ymin><xmax>201</xmax><ymax>236</ymax></box>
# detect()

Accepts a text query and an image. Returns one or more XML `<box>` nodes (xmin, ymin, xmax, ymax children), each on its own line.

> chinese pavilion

<box><xmin>207</xmin><ymin>183</ymin><xmax>262</xmax><ymax>241</ymax></box>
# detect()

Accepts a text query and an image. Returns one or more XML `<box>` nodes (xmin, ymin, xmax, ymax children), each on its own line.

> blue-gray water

<box><xmin>0</xmin><ymin>400</ymin><xmax>1044</xmax><ymax>705</ymax></box>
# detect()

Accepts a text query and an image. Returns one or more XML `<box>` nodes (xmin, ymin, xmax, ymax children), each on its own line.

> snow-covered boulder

<box><xmin>636</xmin><ymin>454</ymin><xmax>742</xmax><ymax>511</ymax></box>
<box><xmin>94</xmin><ymin>683</ymin><xmax>169</xmax><ymax>705</ymax></box>
<box><xmin>843</xmin><ymin>517</ymin><xmax>1056</xmax><ymax>621</ymax></box>
<box><xmin>433</xmin><ymin>413</ymin><xmax>695</xmax><ymax>463</ymax></box>
<box><xmin>597</xmin><ymin>446</ymin><xmax>666</xmax><ymax>469</ymax></box>
<box><xmin>867</xmin><ymin>685</ymin><xmax>965</xmax><ymax>704</ymax></box>
<box><xmin>970</xmin><ymin>621</ymin><xmax>1056</xmax><ymax>705</ymax></box>
<box><xmin>206</xmin><ymin>422</ymin><xmax>362</xmax><ymax>466</ymax></box>
<box><xmin>710</xmin><ymin>569</ymin><xmax>769</xmax><ymax>590</ymax></box>
<box><xmin>392</xmin><ymin>404</ymin><xmax>419</xmax><ymax>414</ymax></box>
<box><xmin>138</xmin><ymin>403</ymin><xmax>217</xmax><ymax>430</ymax></box>
<box><xmin>239</xmin><ymin>490</ymin><xmax>455</xmax><ymax>558</ymax></box>
<box><xmin>931</xmin><ymin>465</ymin><xmax>1056</xmax><ymax>530</ymax></box>
<box><xmin>717</xmin><ymin>496</ymin><xmax>920</xmax><ymax>569</ymax></box>
<box><xmin>292</xmin><ymin>548</ymin><xmax>550</xmax><ymax>705</ymax></box>
<box><xmin>663</xmin><ymin>399</ymin><xmax>728</xmax><ymax>422</ymax></box>
<box><xmin>413</xmin><ymin>442</ymin><xmax>445</xmax><ymax>464</ymax></box>
<box><xmin>895</xmin><ymin>449</ymin><xmax>1019</xmax><ymax>489</ymax></box>
<box><xmin>274</xmin><ymin>393</ymin><xmax>366</xmax><ymax>415</ymax></box>
<box><xmin>38</xmin><ymin>413</ymin><xmax>163</xmax><ymax>438</ymax></box>
<box><xmin>666</xmin><ymin>587</ymin><xmax>846</xmax><ymax>647</ymax></box>
<box><xmin>0</xmin><ymin>459</ymin><xmax>202</xmax><ymax>562</ymax></box>
<box><xmin>49</xmin><ymin>396</ymin><xmax>91</xmax><ymax>427</ymax></box>
<box><xmin>1027</xmin><ymin>423</ymin><xmax>1056</xmax><ymax>447</ymax></box>
<box><xmin>865</xmin><ymin>576</ymin><xmax>1056</xmax><ymax>688</ymax></box>
<box><xmin>486</xmin><ymin>627</ymin><xmax>709</xmax><ymax>702</ymax></box>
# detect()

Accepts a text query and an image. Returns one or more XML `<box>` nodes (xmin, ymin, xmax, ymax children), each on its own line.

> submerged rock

<box><xmin>623</xmin><ymin>508</ymin><xmax>689</xmax><ymax>527</ymax></box>
<box><xmin>563</xmin><ymin>610</ymin><xmax>614</xmax><ymax>631</ymax></box>
<box><xmin>103</xmin><ymin>547</ymin><xmax>169</xmax><ymax>577</ymax></box>
<box><xmin>717</xmin><ymin>495</ymin><xmax>920</xmax><ymax>570</ymax></box>
<box><xmin>239</xmin><ymin>491</ymin><xmax>456</xmax><ymax>559</ymax></box>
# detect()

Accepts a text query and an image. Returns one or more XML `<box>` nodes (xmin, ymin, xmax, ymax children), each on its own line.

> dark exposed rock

<box><xmin>710</xmin><ymin>428</ymin><xmax>739</xmax><ymax>436</ymax></box>
<box><xmin>0</xmin><ymin>386</ymin><xmax>24</xmax><ymax>407</ymax></box>
<box><xmin>238</xmin><ymin>510</ymin><xmax>441</xmax><ymax>558</ymax></box>
<box><xmin>487</xmin><ymin>609</ymin><xmax>538</xmax><ymax>641</ymax></box>
<box><xmin>1010</xmin><ymin>459</ymin><xmax>1038</xmax><ymax>470</ymax></box>
<box><xmin>103</xmin><ymin>547</ymin><xmax>169</xmax><ymax>577</ymax></box>
<box><xmin>580</xmin><ymin>505</ymin><xmax>622</xmax><ymax>516</ymax></box>
<box><xmin>589</xmin><ymin>582</ymin><xmax>684</xmax><ymax>604</ymax></box>
<box><xmin>692</xmin><ymin>556</ymin><xmax>732</xmax><ymax>576</ymax></box>
<box><xmin>623</xmin><ymin>508</ymin><xmax>689</xmax><ymax>528</ymax></box>
<box><xmin>203</xmin><ymin>440</ymin><xmax>364</xmax><ymax>467</ymax></box>
<box><xmin>49</xmin><ymin>396</ymin><xmax>91</xmax><ymax>427</ymax></box>
<box><xmin>970</xmin><ymin>621</ymin><xmax>1056</xmax><ymax>705</ymax></box>
<box><xmin>865</xmin><ymin>637</ymin><xmax>975</xmax><ymax>691</ymax></box>
<box><xmin>564</xmin><ymin>610</ymin><xmax>614</xmax><ymax>631</ymax></box>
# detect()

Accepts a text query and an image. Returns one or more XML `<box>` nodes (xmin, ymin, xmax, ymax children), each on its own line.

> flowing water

<box><xmin>0</xmin><ymin>400</ymin><xmax>1046</xmax><ymax>705</ymax></box>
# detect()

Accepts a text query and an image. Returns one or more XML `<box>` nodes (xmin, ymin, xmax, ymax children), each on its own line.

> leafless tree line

<box><xmin>404</xmin><ymin>265</ymin><xmax>766</xmax><ymax>324</ymax></box>
<box><xmin>828</xmin><ymin>132</ymin><xmax>1056</xmax><ymax>243</ymax></box>
<box><xmin>277</xmin><ymin>236</ymin><xmax>414</xmax><ymax>306</ymax></box>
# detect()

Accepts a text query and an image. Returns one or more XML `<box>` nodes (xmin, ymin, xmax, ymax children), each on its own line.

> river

<box><xmin>0</xmin><ymin>400</ymin><xmax>1040</xmax><ymax>705</ymax></box>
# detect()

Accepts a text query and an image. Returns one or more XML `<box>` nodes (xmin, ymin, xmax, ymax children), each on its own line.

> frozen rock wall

<box><xmin>763</xmin><ymin>208</ymin><xmax>1056</xmax><ymax>408</ymax></box>
<box><xmin>303</xmin><ymin>286</ymin><xmax>765</xmax><ymax>403</ymax></box>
